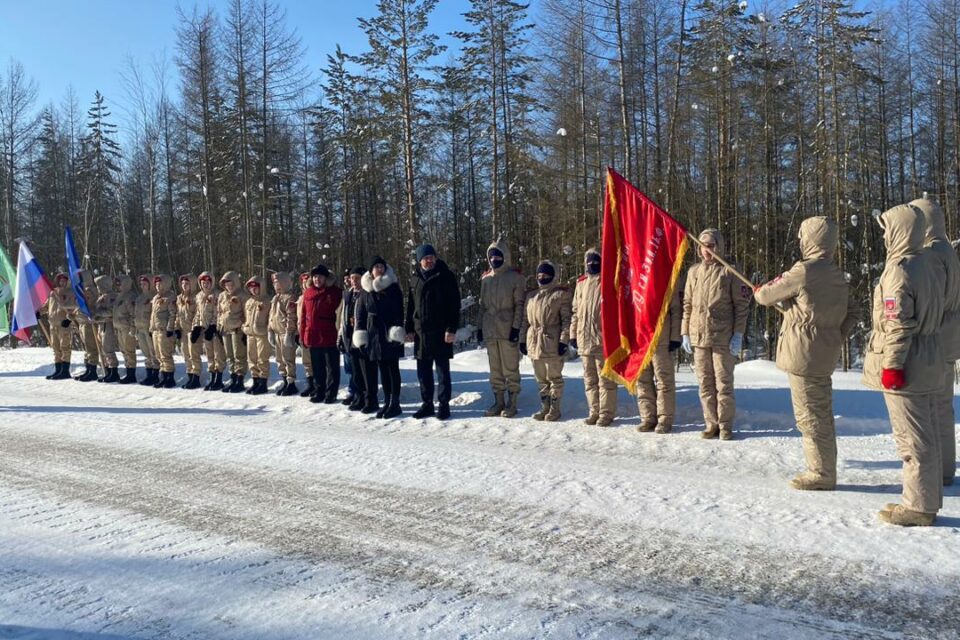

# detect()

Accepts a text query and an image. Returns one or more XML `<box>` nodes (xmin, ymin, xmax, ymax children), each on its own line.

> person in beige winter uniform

<box><xmin>93</xmin><ymin>274</ymin><xmax>120</xmax><ymax>383</ymax></box>
<box><xmin>570</xmin><ymin>249</ymin><xmax>618</xmax><ymax>426</ymax></box>
<box><xmin>242</xmin><ymin>276</ymin><xmax>272</xmax><ymax>394</ymax></box>
<box><xmin>478</xmin><ymin>240</ymin><xmax>526</xmax><ymax>417</ymax></box>
<box><xmin>150</xmin><ymin>274</ymin><xmax>178</xmax><ymax>388</ymax></box>
<box><xmin>520</xmin><ymin>260</ymin><xmax>572</xmax><ymax>421</ymax></box>
<box><xmin>637</xmin><ymin>283</ymin><xmax>683</xmax><ymax>434</ymax></box>
<box><xmin>113</xmin><ymin>275</ymin><xmax>139</xmax><ymax>383</ymax></box>
<box><xmin>45</xmin><ymin>273</ymin><xmax>77</xmax><ymax>380</ymax></box>
<box><xmin>864</xmin><ymin>204</ymin><xmax>946</xmax><ymax>526</ymax></box>
<box><xmin>681</xmin><ymin>229</ymin><xmax>752</xmax><ymax>440</ymax></box>
<box><xmin>269</xmin><ymin>271</ymin><xmax>300</xmax><ymax>396</ymax></box>
<box><xmin>71</xmin><ymin>270</ymin><xmax>100</xmax><ymax>382</ymax></box>
<box><xmin>755</xmin><ymin>217</ymin><xmax>859</xmax><ymax>490</ymax></box>
<box><xmin>176</xmin><ymin>274</ymin><xmax>202</xmax><ymax>389</ymax></box>
<box><xmin>218</xmin><ymin>271</ymin><xmax>248</xmax><ymax>392</ymax></box>
<box><xmin>910</xmin><ymin>198</ymin><xmax>960</xmax><ymax>486</ymax></box>
<box><xmin>195</xmin><ymin>272</ymin><xmax>226</xmax><ymax>390</ymax></box>
<box><xmin>134</xmin><ymin>274</ymin><xmax>160</xmax><ymax>385</ymax></box>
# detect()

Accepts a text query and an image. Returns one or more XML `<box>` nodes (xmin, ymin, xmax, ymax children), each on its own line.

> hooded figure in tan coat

<box><xmin>195</xmin><ymin>272</ymin><xmax>226</xmax><ymax>390</ymax></box>
<box><xmin>520</xmin><ymin>260</ymin><xmax>572</xmax><ymax>421</ymax></box>
<box><xmin>71</xmin><ymin>270</ymin><xmax>100</xmax><ymax>382</ymax></box>
<box><xmin>242</xmin><ymin>275</ymin><xmax>272</xmax><ymax>395</ymax></box>
<box><xmin>45</xmin><ymin>273</ymin><xmax>77</xmax><ymax>380</ymax></box>
<box><xmin>478</xmin><ymin>240</ymin><xmax>527</xmax><ymax>417</ymax></box>
<box><xmin>864</xmin><ymin>203</ymin><xmax>946</xmax><ymax>526</ymax></box>
<box><xmin>269</xmin><ymin>271</ymin><xmax>300</xmax><ymax>396</ymax></box>
<box><xmin>150</xmin><ymin>274</ymin><xmax>178</xmax><ymax>388</ymax></box>
<box><xmin>570</xmin><ymin>249</ymin><xmax>618</xmax><ymax>426</ymax></box>
<box><xmin>218</xmin><ymin>271</ymin><xmax>249</xmax><ymax>392</ymax></box>
<box><xmin>681</xmin><ymin>229</ymin><xmax>752</xmax><ymax>439</ymax></box>
<box><xmin>134</xmin><ymin>274</ymin><xmax>160</xmax><ymax>386</ymax></box>
<box><xmin>636</xmin><ymin>281</ymin><xmax>682</xmax><ymax>434</ymax></box>
<box><xmin>755</xmin><ymin>217</ymin><xmax>859</xmax><ymax>490</ymax></box>
<box><xmin>113</xmin><ymin>275</ymin><xmax>139</xmax><ymax>384</ymax></box>
<box><xmin>93</xmin><ymin>274</ymin><xmax>120</xmax><ymax>383</ymax></box>
<box><xmin>176</xmin><ymin>274</ymin><xmax>202</xmax><ymax>389</ymax></box>
<box><xmin>910</xmin><ymin>198</ymin><xmax>960</xmax><ymax>486</ymax></box>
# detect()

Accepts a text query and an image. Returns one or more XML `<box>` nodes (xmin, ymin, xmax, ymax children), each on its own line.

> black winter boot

<box><xmin>206</xmin><ymin>371</ymin><xmax>224</xmax><ymax>391</ymax></box>
<box><xmin>46</xmin><ymin>363</ymin><xmax>61</xmax><ymax>380</ymax></box>
<box><xmin>412</xmin><ymin>402</ymin><xmax>434</xmax><ymax>419</ymax></box>
<box><xmin>361</xmin><ymin>398</ymin><xmax>380</xmax><ymax>414</ymax></box>
<box><xmin>139</xmin><ymin>368</ymin><xmax>157</xmax><ymax>386</ymax></box>
<box><xmin>341</xmin><ymin>394</ymin><xmax>355</xmax><ymax>406</ymax></box>
<box><xmin>229</xmin><ymin>374</ymin><xmax>247</xmax><ymax>393</ymax></box>
<box><xmin>183</xmin><ymin>373</ymin><xmax>202</xmax><ymax>389</ymax></box>
<box><xmin>348</xmin><ymin>395</ymin><xmax>364</xmax><ymax>411</ymax></box>
<box><xmin>118</xmin><ymin>367</ymin><xmax>138</xmax><ymax>384</ymax></box>
<box><xmin>437</xmin><ymin>402</ymin><xmax>451</xmax><ymax>421</ymax></box>
<box><xmin>247</xmin><ymin>377</ymin><xmax>268</xmax><ymax>395</ymax></box>
<box><xmin>300</xmin><ymin>376</ymin><xmax>315</xmax><ymax>397</ymax></box>
<box><xmin>280</xmin><ymin>380</ymin><xmax>299</xmax><ymax>396</ymax></box>
<box><xmin>155</xmin><ymin>371</ymin><xmax>175</xmax><ymax>388</ymax></box>
<box><xmin>75</xmin><ymin>364</ymin><xmax>98</xmax><ymax>382</ymax></box>
<box><xmin>275</xmin><ymin>380</ymin><xmax>288</xmax><ymax>396</ymax></box>
<box><xmin>382</xmin><ymin>396</ymin><xmax>402</xmax><ymax>419</ymax></box>
<box><xmin>102</xmin><ymin>367</ymin><xmax>121</xmax><ymax>383</ymax></box>
<box><xmin>221</xmin><ymin>372</ymin><xmax>235</xmax><ymax>392</ymax></box>
<box><xmin>52</xmin><ymin>362</ymin><xmax>72</xmax><ymax>380</ymax></box>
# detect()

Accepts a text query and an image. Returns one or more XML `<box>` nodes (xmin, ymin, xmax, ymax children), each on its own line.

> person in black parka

<box><xmin>406</xmin><ymin>244</ymin><xmax>461</xmax><ymax>420</ymax></box>
<box><xmin>354</xmin><ymin>256</ymin><xmax>406</xmax><ymax>419</ymax></box>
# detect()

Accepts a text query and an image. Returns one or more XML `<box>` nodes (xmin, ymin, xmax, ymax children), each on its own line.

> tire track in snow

<box><xmin>0</xmin><ymin>428</ymin><xmax>953</xmax><ymax>639</ymax></box>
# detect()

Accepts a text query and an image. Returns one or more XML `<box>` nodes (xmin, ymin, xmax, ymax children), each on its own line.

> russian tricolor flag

<box><xmin>11</xmin><ymin>241</ymin><xmax>53</xmax><ymax>343</ymax></box>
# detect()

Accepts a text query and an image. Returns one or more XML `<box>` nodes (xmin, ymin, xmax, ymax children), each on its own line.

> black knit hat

<box><xmin>536</xmin><ymin>262</ymin><xmax>556</xmax><ymax>278</ymax></box>
<box><xmin>350</xmin><ymin>266</ymin><xmax>366</xmax><ymax>276</ymax></box>
<box><xmin>369</xmin><ymin>255</ymin><xmax>387</xmax><ymax>270</ymax></box>
<box><xmin>310</xmin><ymin>264</ymin><xmax>330</xmax><ymax>277</ymax></box>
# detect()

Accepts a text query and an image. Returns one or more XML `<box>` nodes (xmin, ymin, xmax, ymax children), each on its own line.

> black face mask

<box><xmin>489</xmin><ymin>255</ymin><xmax>504</xmax><ymax>269</ymax></box>
<box><xmin>586</xmin><ymin>261</ymin><xmax>600</xmax><ymax>275</ymax></box>
<box><xmin>537</xmin><ymin>274</ymin><xmax>554</xmax><ymax>286</ymax></box>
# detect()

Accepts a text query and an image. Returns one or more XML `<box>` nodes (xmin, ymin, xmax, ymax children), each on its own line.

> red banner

<box><xmin>601</xmin><ymin>168</ymin><xmax>689</xmax><ymax>393</ymax></box>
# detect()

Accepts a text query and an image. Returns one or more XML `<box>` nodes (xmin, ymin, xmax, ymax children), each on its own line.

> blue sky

<box><xmin>0</xmin><ymin>0</ymin><xmax>476</xmax><ymax>115</ymax></box>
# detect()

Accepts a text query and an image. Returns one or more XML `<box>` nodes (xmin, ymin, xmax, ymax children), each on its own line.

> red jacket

<box><xmin>299</xmin><ymin>283</ymin><xmax>343</xmax><ymax>348</ymax></box>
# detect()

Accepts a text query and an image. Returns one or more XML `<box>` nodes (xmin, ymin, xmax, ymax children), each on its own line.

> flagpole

<box><xmin>686</xmin><ymin>231</ymin><xmax>784</xmax><ymax>315</ymax></box>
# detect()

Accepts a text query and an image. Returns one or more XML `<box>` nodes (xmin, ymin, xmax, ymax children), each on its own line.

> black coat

<box><xmin>356</xmin><ymin>270</ymin><xmax>405</xmax><ymax>362</ymax></box>
<box><xmin>406</xmin><ymin>259</ymin><xmax>461</xmax><ymax>359</ymax></box>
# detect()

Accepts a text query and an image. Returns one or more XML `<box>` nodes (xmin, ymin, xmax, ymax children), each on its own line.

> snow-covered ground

<box><xmin>0</xmin><ymin>346</ymin><xmax>958</xmax><ymax>639</ymax></box>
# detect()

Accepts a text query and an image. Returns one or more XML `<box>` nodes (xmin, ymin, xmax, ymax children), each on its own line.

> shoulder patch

<box><xmin>884</xmin><ymin>296</ymin><xmax>899</xmax><ymax>319</ymax></box>
<box><xmin>577</xmin><ymin>274</ymin><xmax>588</xmax><ymax>282</ymax></box>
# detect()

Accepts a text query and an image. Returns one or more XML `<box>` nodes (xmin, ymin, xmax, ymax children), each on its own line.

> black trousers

<box><xmin>309</xmin><ymin>346</ymin><xmax>340</xmax><ymax>400</ymax></box>
<box><xmin>364</xmin><ymin>357</ymin><xmax>401</xmax><ymax>405</ymax></box>
<box><xmin>416</xmin><ymin>356</ymin><xmax>451</xmax><ymax>405</ymax></box>
<box><xmin>348</xmin><ymin>349</ymin><xmax>366</xmax><ymax>400</ymax></box>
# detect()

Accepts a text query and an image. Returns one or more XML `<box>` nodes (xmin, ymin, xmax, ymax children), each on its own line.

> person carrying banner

<box><xmin>113</xmin><ymin>275</ymin><xmax>139</xmax><ymax>384</ymax></box>
<box><xmin>478</xmin><ymin>240</ymin><xmax>526</xmax><ymax>418</ymax></box>
<box><xmin>520</xmin><ymin>260</ymin><xmax>572</xmax><ymax>421</ymax></box>
<box><xmin>681</xmin><ymin>228</ymin><xmax>751</xmax><ymax>440</ymax></box>
<box><xmin>571</xmin><ymin>249</ymin><xmax>618</xmax><ymax>426</ymax></box>
<box><xmin>864</xmin><ymin>203</ymin><xmax>946</xmax><ymax>526</ymax></box>
<box><xmin>135</xmin><ymin>274</ymin><xmax>160</xmax><ymax>386</ymax></box>
<box><xmin>196</xmin><ymin>272</ymin><xmax>226</xmax><ymax>390</ymax></box>
<box><xmin>636</xmin><ymin>282</ymin><xmax>682</xmax><ymax>433</ymax></box>
<box><xmin>755</xmin><ymin>217</ymin><xmax>859</xmax><ymax>490</ymax></box>
<box><xmin>150</xmin><ymin>274</ymin><xmax>178</xmax><ymax>388</ymax></box>
<box><xmin>71</xmin><ymin>270</ymin><xmax>100</xmax><ymax>382</ymax></box>
<box><xmin>44</xmin><ymin>273</ymin><xmax>77</xmax><ymax>380</ymax></box>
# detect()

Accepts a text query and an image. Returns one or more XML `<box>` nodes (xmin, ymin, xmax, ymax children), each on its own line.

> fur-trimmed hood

<box><xmin>271</xmin><ymin>271</ymin><xmax>292</xmax><ymax>294</ymax></box>
<box><xmin>697</xmin><ymin>228</ymin><xmax>725</xmax><ymax>259</ymax></box>
<box><xmin>94</xmin><ymin>274</ymin><xmax>115</xmax><ymax>295</ymax></box>
<box><xmin>487</xmin><ymin>239</ymin><xmax>513</xmax><ymax>271</ymax></box>
<box><xmin>178</xmin><ymin>273</ymin><xmax>198</xmax><ymax>295</ymax></box>
<box><xmin>245</xmin><ymin>275</ymin><xmax>268</xmax><ymax>301</ymax></box>
<box><xmin>137</xmin><ymin>274</ymin><xmax>154</xmax><ymax>293</ymax></box>
<box><xmin>153</xmin><ymin>274</ymin><xmax>173</xmax><ymax>294</ymax></box>
<box><xmin>362</xmin><ymin>264</ymin><xmax>398</xmax><ymax>293</ymax></box>
<box><xmin>910</xmin><ymin>197</ymin><xmax>949</xmax><ymax>246</ymax></box>
<box><xmin>220</xmin><ymin>270</ymin><xmax>242</xmax><ymax>293</ymax></box>
<box><xmin>116</xmin><ymin>274</ymin><xmax>133</xmax><ymax>294</ymax></box>
<box><xmin>879</xmin><ymin>203</ymin><xmax>925</xmax><ymax>261</ymax></box>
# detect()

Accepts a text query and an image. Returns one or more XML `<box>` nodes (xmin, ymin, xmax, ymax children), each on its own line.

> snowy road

<box><xmin>1</xmin><ymin>348</ymin><xmax>958</xmax><ymax>639</ymax></box>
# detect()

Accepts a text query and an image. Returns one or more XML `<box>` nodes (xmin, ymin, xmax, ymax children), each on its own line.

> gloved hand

<box><xmin>267</xmin><ymin>329</ymin><xmax>277</xmax><ymax>348</ymax></box>
<box><xmin>729</xmin><ymin>332</ymin><xmax>743</xmax><ymax>356</ymax></box>
<box><xmin>165</xmin><ymin>330</ymin><xmax>175</xmax><ymax>338</ymax></box>
<box><xmin>569</xmin><ymin>338</ymin><xmax>578</xmax><ymax>351</ymax></box>
<box><xmin>508</xmin><ymin>327</ymin><xmax>520</xmax><ymax>343</ymax></box>
<box><xmin>60</xmin><ymin>319</ymin><xmax>71</xmax><ymax>328</ymax></box>
<box><xmin>669</xmin><ymin>340</ymin><xmax>681</xmax><ymax>352</ymax></box>
<box><xmin>283</xmin><ymin>333</ymin><xmax>296</xmax><ymax>349</ymax></box>
<box><xmin>337</xmin><ymin>336</ymin><xmax>346</xmax><ymax>353</ymax></box>
<box><xmin>174</xmin><ymin>329</ymin><xmax>182</xmax><ymax>340</ymax></box>
<box><xmin>519</xmin><ymin>343</ymin><xmax>528</xmax><ymax>356</ymax></box>
<box><xmin>190</xmin><ymin>326</ymin><xmax>202</xmax><ymax>343</ymax></box>
<box><xmin>204</xmin><ymin>324</ymin><xmax>215</xmax><ymax>341</ymax></box>
<box><xmin>681</xmin><ymin>335</ymin><xmax>693</xmax><ymax>354</ymax></box>
<box><xmin>558</xmin><ymin>342</ymin><xmax>568</xmax><ymax>356</ymax></box>
<box><xmin>476</xmin><ymin>329</ymin><xmax>484</xmax><ymax>344</ymax></box>
<box><xmin>881</xmin><ymin>368</ymin><xmax>906</xmax><ymax>390</ymax></box>
<box><xmin>241</xmin><ymin>332</ymin><xmax>247</xmax><ymax>345</ymax></box>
